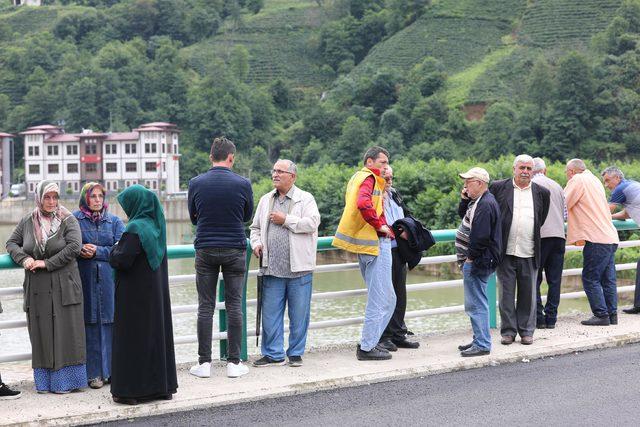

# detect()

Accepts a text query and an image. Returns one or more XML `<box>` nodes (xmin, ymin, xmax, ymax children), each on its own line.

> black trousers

<box><xmin>634</xmin><ymin>258</ymin><xmax>640</xmax><ymax>308</ymax></box>
<box><xmin>382</xmin><ymin>248</ymin><xmax>408</xmax><ymax>341</ymax></box>
<box><xmin>535</xmin><ymin>237</ymin><xmax>566</xmax><ymax>326</ymax></box>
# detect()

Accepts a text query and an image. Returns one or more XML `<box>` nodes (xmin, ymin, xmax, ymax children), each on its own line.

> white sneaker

<box><xmin>189</xmin><ymin>362</ymin><xmax>211</xmax><ymax>378</ymax></box>
<box><xmin>227</xmin><ymin>361</ymin><xmax>249</xmax><ymax>378</ymax></box>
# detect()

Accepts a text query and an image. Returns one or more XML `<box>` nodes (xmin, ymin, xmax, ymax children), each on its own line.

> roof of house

<box><xmin>0</xmin><ymin>132</ymin><xmax>15</xmax><ymax>138</ymax></box>
<box><xmin>105</xmin><ymin>132</ymin><xmax>139</xmax><ymax>141</ymax></box>
<box><xmin>44</xmin><ymin>134</ymin><xmax>79</xmax><ymax>143</ymax></box>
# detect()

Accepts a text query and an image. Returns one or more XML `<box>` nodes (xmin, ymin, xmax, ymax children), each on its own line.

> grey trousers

<box><xmin>497</xmin><ymin>255</ymin><xmax>537</xmax><ymax>338</ymax></box>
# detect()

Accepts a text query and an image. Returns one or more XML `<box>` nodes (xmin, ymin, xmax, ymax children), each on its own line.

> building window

<box><xmin>126</xmin><ymin>162</ymin><xmax>137</xmax><ymax>172</ymax></box>
<box><xmin>144</xmin><ymin>143</ymin><xmax>157</xmax><ymax>154</ymax></box>
<box><xmin>125</xmin><ymin>143</ymin><xmax>137</xmax><ymax>154</ymax></box>
<box><xmin>162</xmin><ymin>143</ymin><xmax>166</xmax><ymax>153</ymax></box>
<box><xmin>67</xmin><ymin>163</ymin><xmax>78</xmax><ymax>173</ymax></box>
<box><xmin>106</xmin><ymin>163</ymin><xmax>117</xmax><ymax>173</ymax></box>
<box><xmin>47</xmin><ymin>146</ymin><xmax>59</xmax><ymax>156</ymax></box>
<box><xmin>86</xmin><ymin>144</ymin><xmax>97</xmax><ymax>155</ymax></box>
<box><xmin>74</xmin><ymin>182</ymin><xmax>79</xmax><ymax>192</ymax></box>
<box><xmin>29</xmin><ymin>183</ymin><xmax>35</xmax><ymax>193</ymax></box>
<box><xmin>28</xmin><ymin>164</ymin><xmax>40</xmax><ymax>174</ymax></box>
<box><xmin>162</xmin><ymin>161</ymin><xmax>166</xmax><ymax>172</ymax></box>
<box><xmin>67</xmin><ymin>182</ymin><xmax>73</xmax><ymax>191</ymax></box>
<box><xmin>28</xmin><ymin>146</ymin><xmax>40</xmax><ymax>156</ymax></box>
<box><xmin>85</xmin><ymin>163</ymin><xmax>97</xmax><ymax>173</ymax></box>
<box><xmin>48</xmin><ymin>164</ymin><xmax>59</xmax><ymax>174</ymax></box>
<box><xmin>105</xmin><ymin>144</ymin><xmax>117</xmax><ymax>155</ymax></box>
<box><xmin>145</xmin><ymin>162</ymin><xmax>156</xmax><ymax>172</ymax></box>
<box><xmin>67</xmin><ymin>145</ymin><xmax>78</xmax><ymax>156</ymax></box>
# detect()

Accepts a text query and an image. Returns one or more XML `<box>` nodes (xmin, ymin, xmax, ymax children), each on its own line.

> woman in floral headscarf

<box><xmin>6</xmin><ymin>180</ymin><xmax>87</xmax><ymax>394</ymax></box>
<box><xmin>73</xmin><ymin>182</ymin><xmax>124</xmax><ymax>389</ymax></box>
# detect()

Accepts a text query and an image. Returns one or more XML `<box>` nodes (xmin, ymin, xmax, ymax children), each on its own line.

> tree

<box><xmin>229</xmin><ymin>45</ymin><xmax>250</xmax><ymax>81</ymax></box>
<box><xmin>337</xmin><ymin>115</ymin><xmax>374</xmax><ymax>164</ymax></box>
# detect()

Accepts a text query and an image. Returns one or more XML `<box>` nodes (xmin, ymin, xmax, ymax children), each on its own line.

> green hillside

<box><xmin>0</xmin><ymin>4</ymin><xmax>89</xmax><ymax>37</ymax></box>
<box><xmin>519</xmin><ymin>0</ymin><xmax>622</xmax><ymax>48</ymax></box>
<box><xmin>349</xmin><ymin>0</ymin><xmax>526</xmax><ymax>80</ymax></box>
<box><xmin>184</xmin><ymin>0</ymin><xmax>332</xmax><ymax>87</ymax></box>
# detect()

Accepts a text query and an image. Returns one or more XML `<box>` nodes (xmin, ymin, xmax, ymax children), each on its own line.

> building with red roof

<box><xmin>21</xmin><ymin>123</ymin><xmax>181</xmax><ymax>195</ymax></box>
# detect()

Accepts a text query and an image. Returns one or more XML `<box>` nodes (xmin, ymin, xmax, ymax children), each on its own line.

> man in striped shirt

<box><xmin>456</xmin><ymin>167</ymin><xmax>502</xmax><ymax>357</ymax></box>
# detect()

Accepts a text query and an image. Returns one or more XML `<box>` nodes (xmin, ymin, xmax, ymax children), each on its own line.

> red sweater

<box><xmin>357</xmin><ymin>170</ymin><xmax>394</xmax><ymax>238</ymax></box>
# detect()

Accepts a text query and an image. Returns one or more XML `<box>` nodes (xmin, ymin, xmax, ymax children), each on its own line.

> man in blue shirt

<box><xmin>187</xmin><ymin>137</ymin><xmax>254</xmax><ymax>379</ymax></box>
<box><xmin>602</xmin><ymin>166</ymin><xmax>640</xmax><ymax>314</ymax></box>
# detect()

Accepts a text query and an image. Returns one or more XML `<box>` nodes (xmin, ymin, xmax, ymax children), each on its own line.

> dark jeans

<box><xmin>195</xmin><ymin>248</ymin><xmax>246</xmax><ymax>364</ymax></box>
<box><xmin>634</xmin><ymin>258</ymin><xmax>640</xmax><ymax>308</ymax></box>
<box><xmin>536</xmin><ymin>237</ymin><xmax>566</xmax><ymax>326</ymax></box>
<box><xmin>582</xmin><ymin>242</ymin><xmax>617</xmax><ymax>318</ymax></box>
<box><xmin>382</xmin><ymin>248</ymin><xmax>408</xmax><ymax>341</ymax></box>
<box><xmin>497</xmin><ymin>255</ymin><xmax>537</xmax><ymax>338</ymax></box>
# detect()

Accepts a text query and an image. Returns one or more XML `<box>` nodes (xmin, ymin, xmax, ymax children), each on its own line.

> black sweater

<box><xmin>458</xmin><ymin>190</ymin><xmax>503</xmax><ymax>274</ymax></box>
<box><xmin>188</xmin><ymin>166</ymin><xmax>254</xmax><ymax>249</ymax></box>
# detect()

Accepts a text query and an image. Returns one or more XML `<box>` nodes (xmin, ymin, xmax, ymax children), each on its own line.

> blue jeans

<box><xmin>463</xmin><ymin>262</ymin><xmax>492</xmax><ymax>351</ymax></box>
<box><xmin>261</xmin><ymin>274</ymin><xmax>313</xmax><ymax>360</ymax></box>
<box><xmin>582</xmin><ymin>242</ymin><xmax>618</xmax><ymax>318</ymax></box>
<box><xmin>358</xmin><ymin>238</ymin><xmax>396</xmax><ymax>351</ymax></box>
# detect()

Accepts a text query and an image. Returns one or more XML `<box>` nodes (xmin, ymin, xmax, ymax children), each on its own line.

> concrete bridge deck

<box><xmin>3</xmin><ymin>312</ymin><xmax>640</xmax><ymax>426</ymax></box>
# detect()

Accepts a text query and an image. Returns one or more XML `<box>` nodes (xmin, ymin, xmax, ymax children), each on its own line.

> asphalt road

<box><xmin>102</xmin><ymin>344</ymin><xmax>640</xmax><ymax>426</ymax></box>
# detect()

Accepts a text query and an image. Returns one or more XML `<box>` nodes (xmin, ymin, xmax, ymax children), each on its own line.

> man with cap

<box><xmin>490</xmin><ymin>155</ymin><xmax>550</xmax><ymax>345</ymax></box>
<box><xmin>456</xmin><ymin>167</ymin><xmax>502</xmax><ymax>356</ymax></box>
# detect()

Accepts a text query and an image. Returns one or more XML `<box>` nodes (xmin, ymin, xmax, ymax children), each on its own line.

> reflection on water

<box><xmin>0</xmin><ymin>222</ymin><xmax>605</xmax><ymax>364</ymax></box>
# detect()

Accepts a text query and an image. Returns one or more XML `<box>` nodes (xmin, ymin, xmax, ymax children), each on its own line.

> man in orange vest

<box><xmin>333</xmin><ymin>146</ymin><xmax>396</xmax><ymax>361</ymax></box>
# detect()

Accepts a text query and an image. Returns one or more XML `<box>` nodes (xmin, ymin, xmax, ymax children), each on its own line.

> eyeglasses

<box><xmin>272</xmin><ymin>169</ymin><xmax>294</xmax><ymax>176</ymax></box>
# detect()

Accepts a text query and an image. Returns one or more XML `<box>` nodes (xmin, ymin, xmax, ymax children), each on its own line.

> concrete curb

<box><xmin>9</xmin><ymin>329</ymin><xmax>640</xmax><ymax>427</ymax></box>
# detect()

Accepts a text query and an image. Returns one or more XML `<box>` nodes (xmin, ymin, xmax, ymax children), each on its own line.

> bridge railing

<box><xmin>1</xmin><ymin>220</ymin><xmax>638</xmax><ymax>363</ymax></box>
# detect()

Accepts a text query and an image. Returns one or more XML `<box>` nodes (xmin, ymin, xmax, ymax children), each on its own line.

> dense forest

<box><xmin>2</xmin><ymin>0</ymin><xmax>640</xmax><ymax>235</ymax></box>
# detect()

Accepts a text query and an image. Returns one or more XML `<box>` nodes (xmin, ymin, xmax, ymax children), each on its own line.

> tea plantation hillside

<box><xmin>184</xmin><ymin>0</ymin><xmax>332</xmax><ymax>87</ymax></box>
<box><xmin>519</xmin><ymin>0</ymin><xmax>622</xmax><ymax>48</ymax></box>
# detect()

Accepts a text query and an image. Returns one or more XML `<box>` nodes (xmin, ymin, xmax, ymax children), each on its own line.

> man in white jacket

<box><xmin>250</xmin><ymin>159</ymin><xmax>321</xmax><ymax>367</ymax></box>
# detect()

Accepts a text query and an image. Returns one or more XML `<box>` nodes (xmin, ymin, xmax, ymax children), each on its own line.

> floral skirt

<box><xmin>34</xmin><ymin>364</ymin><xmax>87</xmax><ymax>393</ymax></box>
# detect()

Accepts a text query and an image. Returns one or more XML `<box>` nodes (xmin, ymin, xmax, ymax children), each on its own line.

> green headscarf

<box><xmin>117</xmin><ymin>184</ymin><xmax>166</xmax><ymax>271</ymax></box>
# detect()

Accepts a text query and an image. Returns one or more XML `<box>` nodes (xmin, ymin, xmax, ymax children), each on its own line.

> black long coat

<box><xmin>109</xmin><ymin>232</ymin><xmax>177</xmax><ymax>399</ymax></box>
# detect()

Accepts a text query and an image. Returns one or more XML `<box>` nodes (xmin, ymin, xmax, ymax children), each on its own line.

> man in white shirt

<box><xmin>490</xmin><ymin>155</ymin><xmax>550</xmax><ymax>345</ymax></box>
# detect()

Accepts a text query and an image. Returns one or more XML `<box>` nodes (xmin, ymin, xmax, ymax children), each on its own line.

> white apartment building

<box><xmin>1</xmin><ymin>132</ymin><xmax>14</xmax><ymax>198</ymax></box>
<box><xmin>22</xmin><ymin>122</ymin><xmax>181</xmax><ymax>195</ymax></box>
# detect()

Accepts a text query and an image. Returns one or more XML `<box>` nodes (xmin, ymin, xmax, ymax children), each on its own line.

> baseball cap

<box><xmin>459</xmin><ymin>167</ymin><xmax>490</xmax><ymax>183</ymax></box>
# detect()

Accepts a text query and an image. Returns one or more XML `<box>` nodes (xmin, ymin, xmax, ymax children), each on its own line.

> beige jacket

<box><xmin>250</xmin><ymin>186</ymin><xmax>321</xmax><ymax>272</ymax></box>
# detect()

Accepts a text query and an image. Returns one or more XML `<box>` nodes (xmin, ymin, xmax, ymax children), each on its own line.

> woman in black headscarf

<box><xmin>109</xmin><ymin>184</ymin><xmax>177</xmax><ymax>405</ymax></box>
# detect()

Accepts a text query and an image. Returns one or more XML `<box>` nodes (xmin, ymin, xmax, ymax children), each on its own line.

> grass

<box><xmin>444</xmin><ymin>45</ymin><xmax>516</xmax><ymax>107</ymax></box>
<box><xmin>0</xmin><ymin>4</ymin><xmax>90</xmax><ymax>37</ymax></box>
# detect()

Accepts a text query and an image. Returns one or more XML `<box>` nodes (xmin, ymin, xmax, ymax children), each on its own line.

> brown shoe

<box><xmin>500</xmin><ymin>335</ymin><xmax>515</xmax><ymax>345</ymax></box>
<box><xmin>521</xmin><ymin>336</ymin><xmax>534</xmax><ymax>345</ymax></box>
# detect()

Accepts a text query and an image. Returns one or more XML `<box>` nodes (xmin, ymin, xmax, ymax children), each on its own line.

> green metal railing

<box><xmin>1</xmin><ymin>220</ymin><xmax>637</xmax><ymax>362</ymax></box>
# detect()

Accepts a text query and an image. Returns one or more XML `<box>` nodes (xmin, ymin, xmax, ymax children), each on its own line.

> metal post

<box><xmin>488</xmin><ymin>272</ymin><xmax>497</xmax><ymax>328</ymax></box>
<box><xmin>217</xmin><ymin>279</ymin><xmax>228</xmax><ymax>360</ymax></box>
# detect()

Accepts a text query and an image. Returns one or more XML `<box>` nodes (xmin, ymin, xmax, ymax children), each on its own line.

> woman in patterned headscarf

<box><xmin>73</xmin><ymin>183</ymin><xmax>124</xmax><ymax>389</ymax></box>
<box><xmin>6</xmin><ymin>180</ymin><xmax>87</xmax><ymax>394</ymax></box>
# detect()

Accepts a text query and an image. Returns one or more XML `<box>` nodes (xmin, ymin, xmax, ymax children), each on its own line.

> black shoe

<box><xmin>546</xmin><ymin>323</ymin><xmax>556</xmax><ymax>329</ymax></box>
<box><xmin>536</xmin><ymin>323</ymin><xmax>547</xmax><ymax>329</ymax></box>
<box><xmin>406</xmin><ymin>330</ymin><xmax>415</xmax><ymax>336</ymax></box>
<box><xmin>0</xmin><ymin>382</ymin><xmax>21</xmax><ymax>400</ymax></box>
<box><xmin>581</xmin><ymin>316</ymin><xmax>610</xmax><ymax>326</ymax></box>
<box><xmin>392</xmin><ymin>337</ymin><xmax>420</xmax><ymax>349</ymax></box>
<box><xmin>356</xmin><ymin>344</ymin><xmax>392</xmax><ymax>361</ymax></box>
<box><xmin>288</xmin><ymin>356</ymin><xmax>303</xmax><ymax>367</ymax></box>
<box><xmin>458</xmin><ymin>342</ymin><xmax>473</xmax><ymax>351</ymax></box>
<box><xmin>622</xmin><ymin>306</ymin><xmax>640</xmax><ymax>314</ymax></box>
<box><xmin>378</xmin><ymin>339</ymin><xmax>398</xmax><ymax>352</ymax></box>
<box><xmin>253</xmin><ymin>356</ymin><xmax>286</xmax><ymax>367</ymax></box>
<box><xmin>113</xmin><ymin>396</ymin><xmax>138</xmax><ymax>405</ymax></box>
<box><xmin>460</xmin><ymin>346</ymin><xmax>490</xmax><ymax>357</ymax></box>
<box><xmin>610</xmin><ymin>313</ymin><xmax>618</xmax><ymax>325</ymax></box>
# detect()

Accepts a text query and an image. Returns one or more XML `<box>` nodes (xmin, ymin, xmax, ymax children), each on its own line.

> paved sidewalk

<box><xmin>3</xmin><ymin>313</ymin><xmax>640</xmax><ymax>426</ymax></box>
